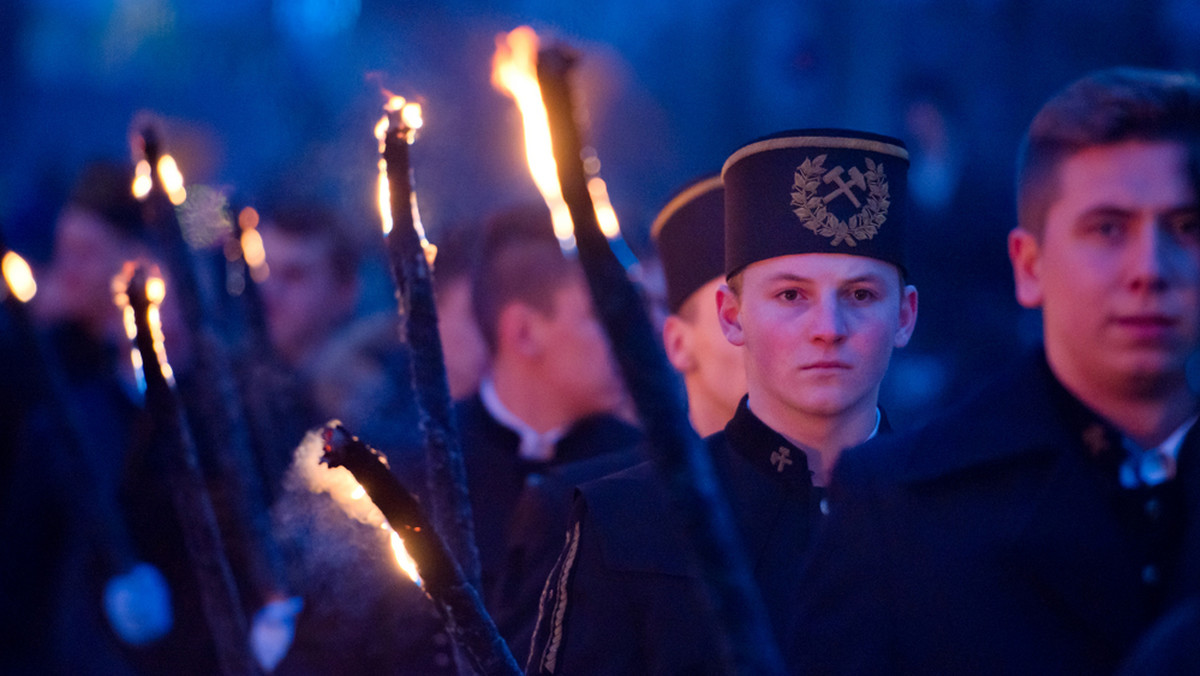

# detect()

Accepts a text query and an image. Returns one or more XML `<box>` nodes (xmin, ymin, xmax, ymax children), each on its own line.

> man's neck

<box><xmin>1048</xmin><ymin>354</ymin><xmax>1199</xmax><ymax>448</ymax></box>
<box><xmin>746</xmin><ymin>392</ymin><xmax>879</xmax><ymax>487</ymax></box>
<box><xmin>685</xmin><ymin>383</ymin><xmax>738</xmax><ymax>438</ymax></box>
<box><xmin>488</xmin><ymin>361</ymin><xmax>573</xmax><ymax>434</ymax></box>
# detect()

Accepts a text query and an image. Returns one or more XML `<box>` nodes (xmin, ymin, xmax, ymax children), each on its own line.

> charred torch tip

<box><xmin>319</xmin><ymin>421</ymin><xmax>352</xmax><ymax>467</ymax></box>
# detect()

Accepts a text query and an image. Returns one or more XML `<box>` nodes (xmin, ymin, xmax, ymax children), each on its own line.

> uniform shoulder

<box><xmin>835</xmin><ymin>359</ymin><xmax>1048</xmax><ymax>488</ymax></box>
<box><xmin>576</xmin><ymin>460</ymin><xmax>693</xmax><ymax>576</ymax></box>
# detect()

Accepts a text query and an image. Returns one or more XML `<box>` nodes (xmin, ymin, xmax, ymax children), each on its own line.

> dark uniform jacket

<box><xmin>454</xmin><ymin>394</ymin><xmax>642</xmax><ymax>628</ymax></box>
<box><xmin>786</xmin><ymin>350</ymin><xmax>1200</xmax><ymax>675</ymax></box>
<box><xmin>527</xmin><ymin>398</ymin><xmax>852</xmax><ymax>675</ymax></box>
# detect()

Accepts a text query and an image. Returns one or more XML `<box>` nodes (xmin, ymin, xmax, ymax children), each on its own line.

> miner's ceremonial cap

<box><xmin>651</xmin><ymin>174</ymin><xmax>725</xmax><ymax>313</ymax></box>
<box><xmin>722</xmin><ymin>129</ymin><xmax>909</xmax><ymax>278</ymax></box>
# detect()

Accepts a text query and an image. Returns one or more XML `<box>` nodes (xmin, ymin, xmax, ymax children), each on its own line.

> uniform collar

<box><xmin>723</xmin><ymin>396</ymin><xmax>883</xmax><ymax>488</ymax></box>
<box><xmin>478</xmin><ymin>377</ymin><xmax>564</xmax><ymax>462</ymax></box>
<box><xmin>898</xmin><ymin>348</ymin><xmax>1193</xmax><ymax>484</ymax></box>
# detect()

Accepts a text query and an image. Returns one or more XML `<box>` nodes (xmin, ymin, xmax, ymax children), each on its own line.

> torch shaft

<box><xmin>138</xmin><ymin>128</ymin><xmax>287</xmax><ymax>604</ymax></box>
<box><xmin>323</xmin><ymin>426</ymin><xmax>519</xmax><ymax>676</ymax></box>
<box><xmin>536</xmin><ymin>47</ymin><xmax>786</xmax><ymax>675</ymax></box>
<box><xmin>127</xmin><ymin>268</ymin><xmax>258</xmax><ymax>676</ymax></box>
<box><xmin>382</xmin><ymin>125</ymin><xmax>482</xmax><ymax>588</ymax></box>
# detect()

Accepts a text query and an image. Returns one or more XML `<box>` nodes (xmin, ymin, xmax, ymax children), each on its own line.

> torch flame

<box><xmin>157</xmin><ymin>155</ymin><xmax>187</xmax><ymax>206</ymax></box>
<box><xmin>131</xmin><ymin>153</ymin><xmax>187</xmax><ymax>206</ymax></box>
<box><xmin>374</xmin><ymin>94</ymin><xmax>436</xmax><ymax>265</ymax></box>
<box><xmin>491</xmin><ymin>26</ymin><xmax>576</xmax><ymax>251</ymax></box>
<box><xmin>132</xmin><ymin>160</ymin><xmax>153</xmax><ymax>200</ymax></box>
<box><xmin>236</xmin><ymin>207</ymin><xmax>269</xmax><ymax>282</ymax></box>
<box><xmin>114</xmin><ymin>263</ymin><xmax>174</xmax><ymax>391</ymax></box>
<box><xmin>587</xmin><ymin>177</ymin><xmax>621</xmax><ymax>239</ymax></box>
<box><xmin>2</xmin><ymin>251</ymin><xmax>38</xmax><ymax>303</ymax></box>
<box><xmin>290</xmin><ymin>428</ymin><xmax>424</xmax><ymax>586</ymax></box>
<box><xmin>388</xmin><ymin>529</ymin><xmax>422</xmax><ymax>585</ymax></box>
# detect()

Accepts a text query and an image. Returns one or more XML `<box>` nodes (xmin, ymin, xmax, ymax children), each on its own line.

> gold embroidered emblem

<box><xmin>791</xmin><ymin>154</ymin><xmax>890</xmax><ymax>246</ymax></box>
<box><xmin>770</xmin><ymin>446</ymin><xmax>793</xmax><ymax>473</ymax></box>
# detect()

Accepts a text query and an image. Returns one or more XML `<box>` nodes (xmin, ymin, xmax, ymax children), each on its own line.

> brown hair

<box><xmin>470</xmin><ymin>203</ymin><xmax>583</xmax><ymax>354</ymax></box>
<box><xmin>1017</xmin><ymin>68</ymin><xmax>1200</xmax><ymax>237</ymax></box>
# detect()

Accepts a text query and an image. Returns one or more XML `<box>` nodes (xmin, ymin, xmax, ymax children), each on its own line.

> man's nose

<box><xmin>1126</xmin><ymin>223</ymin><xmax>1175</xmax><ymax>294</ymax></box>
<box><xmin>808</xmin><ymin>295</ymin><xmax>848</xmax><ymax>344</ymax></box>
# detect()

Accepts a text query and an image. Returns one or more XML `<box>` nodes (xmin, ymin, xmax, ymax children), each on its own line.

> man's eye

<box><xmin>1168</xmin><ymin>213</ymin><xmax>1200</xmax><ymax>239</ymax></box>
<box><xmin>778</xmin><ymin>289</ymin><xmax>800</xmax><ymax>302</ymax></box>
<box><xmin>851</xmin><ymin>289</ymin><xmax>875</xmax><ymax>302</ymax></box>
<box><xmin>1089</xmin><ymin>218</ymin><xmax>1125</xmax><ymax>239</ymax></box>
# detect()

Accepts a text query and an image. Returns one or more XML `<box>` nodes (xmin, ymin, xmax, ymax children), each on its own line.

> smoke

<box><xmin>269</xmin><ymin>423</ymin><xmax>448</xmax><ymax>667</ymax></box>
<box><xmin>283</xmin><ymin>422</ymin><xmax>388</xmax><ymax>530</ymax></box>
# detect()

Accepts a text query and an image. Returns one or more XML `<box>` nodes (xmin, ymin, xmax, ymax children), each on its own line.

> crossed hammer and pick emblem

<box><xmin>791</xmin><ymin>154</ymin><xmax>890</xmax><ymax>246</ymax></box>
<box><xmin>822</xmin><ymin>165</ymin><xmax>867</xmax><ymax>207</ymax></box>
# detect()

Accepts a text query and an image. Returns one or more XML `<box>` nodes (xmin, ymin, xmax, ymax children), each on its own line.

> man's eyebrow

<box><xmin>841</xmin><ymin>274</ymin><xmax>886</xmax><ymax>285</ymax></box>
<box><xmin>1077</xmin><ymin>206</ymin><xmax>1134</xmax><ymax>219</ymax></box>
<box><xmin>764</xmin><ymin>272</ymin><xmax>811</xmax><ymax>284</ymax></box>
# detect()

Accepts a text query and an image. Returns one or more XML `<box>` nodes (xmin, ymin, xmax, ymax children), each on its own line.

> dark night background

<box><xmin>2</xmin><ymin>0</ymin><xmax>1199</xmax><ymax>422</ymax></box>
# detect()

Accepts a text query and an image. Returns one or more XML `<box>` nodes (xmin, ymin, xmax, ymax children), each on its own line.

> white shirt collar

<box><xmin>478</xmin><ymin>378</ymin><xmax>564</xmax><ymax>463</ymax></box>
<box><xmin>1119</xmin><ymin>414</ymin><xmax>1198</xmax><ymax>488</ymax></box>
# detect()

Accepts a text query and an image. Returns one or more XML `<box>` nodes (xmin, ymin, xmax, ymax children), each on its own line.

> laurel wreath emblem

<box><xmin>790</xmin><ymin>155</ymin><xmax>890</xmax><ymax>247</ymax></box>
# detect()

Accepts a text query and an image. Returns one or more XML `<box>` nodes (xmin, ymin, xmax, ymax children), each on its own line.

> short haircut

<box><xmin>261</xmin><ymin>202</ymin><xmax>360</xmax><ymax>283</ymax></box>
<box><xmin>1016</xmin><ymin>68</ymin><xmax>1200</xmax><ymax>237</ymax></box>
<box><xmin>470</xmin><ymin>203</ymin><xmax>582</xmax><ymax>354</ymax></box>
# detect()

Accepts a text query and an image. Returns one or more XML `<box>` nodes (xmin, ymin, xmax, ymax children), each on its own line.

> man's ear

<box><xmin>496</xmin><ymin>303</ymin><xmax>542</xmax><ymax>358</ymax></box>
<box><xmin>1008</xmin><ymin>228</ymin><xmax>1045</xmax><ymax>309</ymax></box>
<box><xmin>716</xmin><ymin>284</ymin><xmax>746</xmax><ymax>347</ymax></box>
<box><xmin>894</xmin><ymin>284</ymin><xmax>918</xmax><ymax>348</ymax></box>
<box><xmin>662</xmin><ymin>314</ymin><xmax>696</xmax><ymax>373</ymax></box>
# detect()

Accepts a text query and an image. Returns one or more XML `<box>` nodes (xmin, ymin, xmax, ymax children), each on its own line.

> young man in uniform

<box><xmin>493</xmin><ymin>174</ymin><xmax>746</xmax><ymax>658</ymax></box>
<box><xmin>787</xmin><ymin>68</ymin><xmax>1200</xmax><ymax>675</ymax></box>
<box><xmin>655</xmin><ymin>174</ymin><xmax>748</xmax><ymax>437</ymax></box>
<box><xmin>527</xmin><ymin>129</ymin><xmax>918</xmax><ymax>674</ymax></box>
<box><xmin>453</xmin><ymin>203</ymin><xmax>640</xmax><ymax>609</ymax></box>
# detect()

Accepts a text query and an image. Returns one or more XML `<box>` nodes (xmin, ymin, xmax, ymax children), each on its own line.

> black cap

<box><xmin>651</xmin><ymin>175</ymin><xmax>724</xmax><ymax>313</ymax></box>
<box><xmin>722</xmin><ymin>129</ymin><xmax>909</xmax><ymax>278</ymax></box>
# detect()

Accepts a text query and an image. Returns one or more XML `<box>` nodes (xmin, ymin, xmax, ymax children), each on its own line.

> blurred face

<box><xmin>670</xmin><ymin>278</ymin><xmax>747</xmax><ymax>419</ymax></box>
<box><xmin>718</xmin><ymin>254</ymin><xmax>916</xmax><ymax>422</ymax></box>
<box><xmin>1010</xmin><ymin>140</ymin><xmax>1200</xmax><ymax>400</ymax></box>
<box><xmin>37</xmin><ymin>207</ymin><xmax>137</xmax><ymax>338</ymax></box>
<box><xmin>436</xmin><ymin>277</ymin><xmax>488</xmax><ymax>400</ymax></box>
<box><xmin>259</xmin><ymin>226</ymin><xmax>357</xmax><ymax>366</ymax></box>
<box><xmin>535</xmin><ymin>279</ymin><xmax>627</xmax><ymax>420</ymax></box>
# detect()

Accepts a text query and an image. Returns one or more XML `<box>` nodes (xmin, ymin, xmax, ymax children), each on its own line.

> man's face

<box><xmin>675</xmin><ymin>278</ymin><xmax>748</xmax><ymax>416</ymax></box>
<box><xmin>718</xmin><ymin>253</ymin><xmax>916</xmax><ymax>421</ymax></box>
<box><xmin>436</xmin><ymin>277</ymin><xmax>489</xmax><ymax>400</ymax></box>
<box><xmin>37</xmin><ymin>208</ymin><xmax>136</xmax><ymax>337</ymax></box>
<box><xmin>535</xmin><ymin>279</ymin><xmax>628</xmax><ymax>420</ymax></box>
<box><xmin>1010</xmin><ymin>140</ymin><xmax>1200</xmax><ymax>399</ymax></box>
<box><xmin>259</xmin><ymin>226</ymin><xmax>357</xmax><ymax>367</ymax></box>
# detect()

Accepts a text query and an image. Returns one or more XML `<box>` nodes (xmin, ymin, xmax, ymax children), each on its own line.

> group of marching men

<box><xmin>521</xmin><ymin>66</ymin><xmax>1200</xmax><ymax>675</ymax></box>
<box><xmin>4</xmin><ymin>65</ymin><xmax>1200</xmax><ymax>675</ymax></box>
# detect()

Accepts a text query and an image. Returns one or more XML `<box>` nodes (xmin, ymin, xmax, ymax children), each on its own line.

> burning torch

<box><xmin>320</xmin><ymin>421</ymin><xmax>520</xmax><ymax>675</ymax></box>
<box><xmin>116</xmin><ymin>263</ymin><xmax>258</xmax><ymax>675</ymax></box>
<box><xmin>1</xmin><ymin>233</ymin><xmax>184</xmax><ymax>648</ymax></box>
<box><xmin>131</xmin><ymin>121</ymin><xmax>290</xmax><ymax>614</ymax></box>
<box><xmin>374</xmin><ymin>95</ymin><xmax>482</xmax><ymax>588</ymax></box>
<box><xmin>493</xmin><ymin>27</ymin><xmax>786</xmax><ymax>675</ymax></box>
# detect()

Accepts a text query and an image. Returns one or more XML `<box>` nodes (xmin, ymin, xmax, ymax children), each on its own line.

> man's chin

<box><xmin>1106</xmin><ymin>353</ymin><xmax>1193</xmax><ymax>397</ymax></box>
